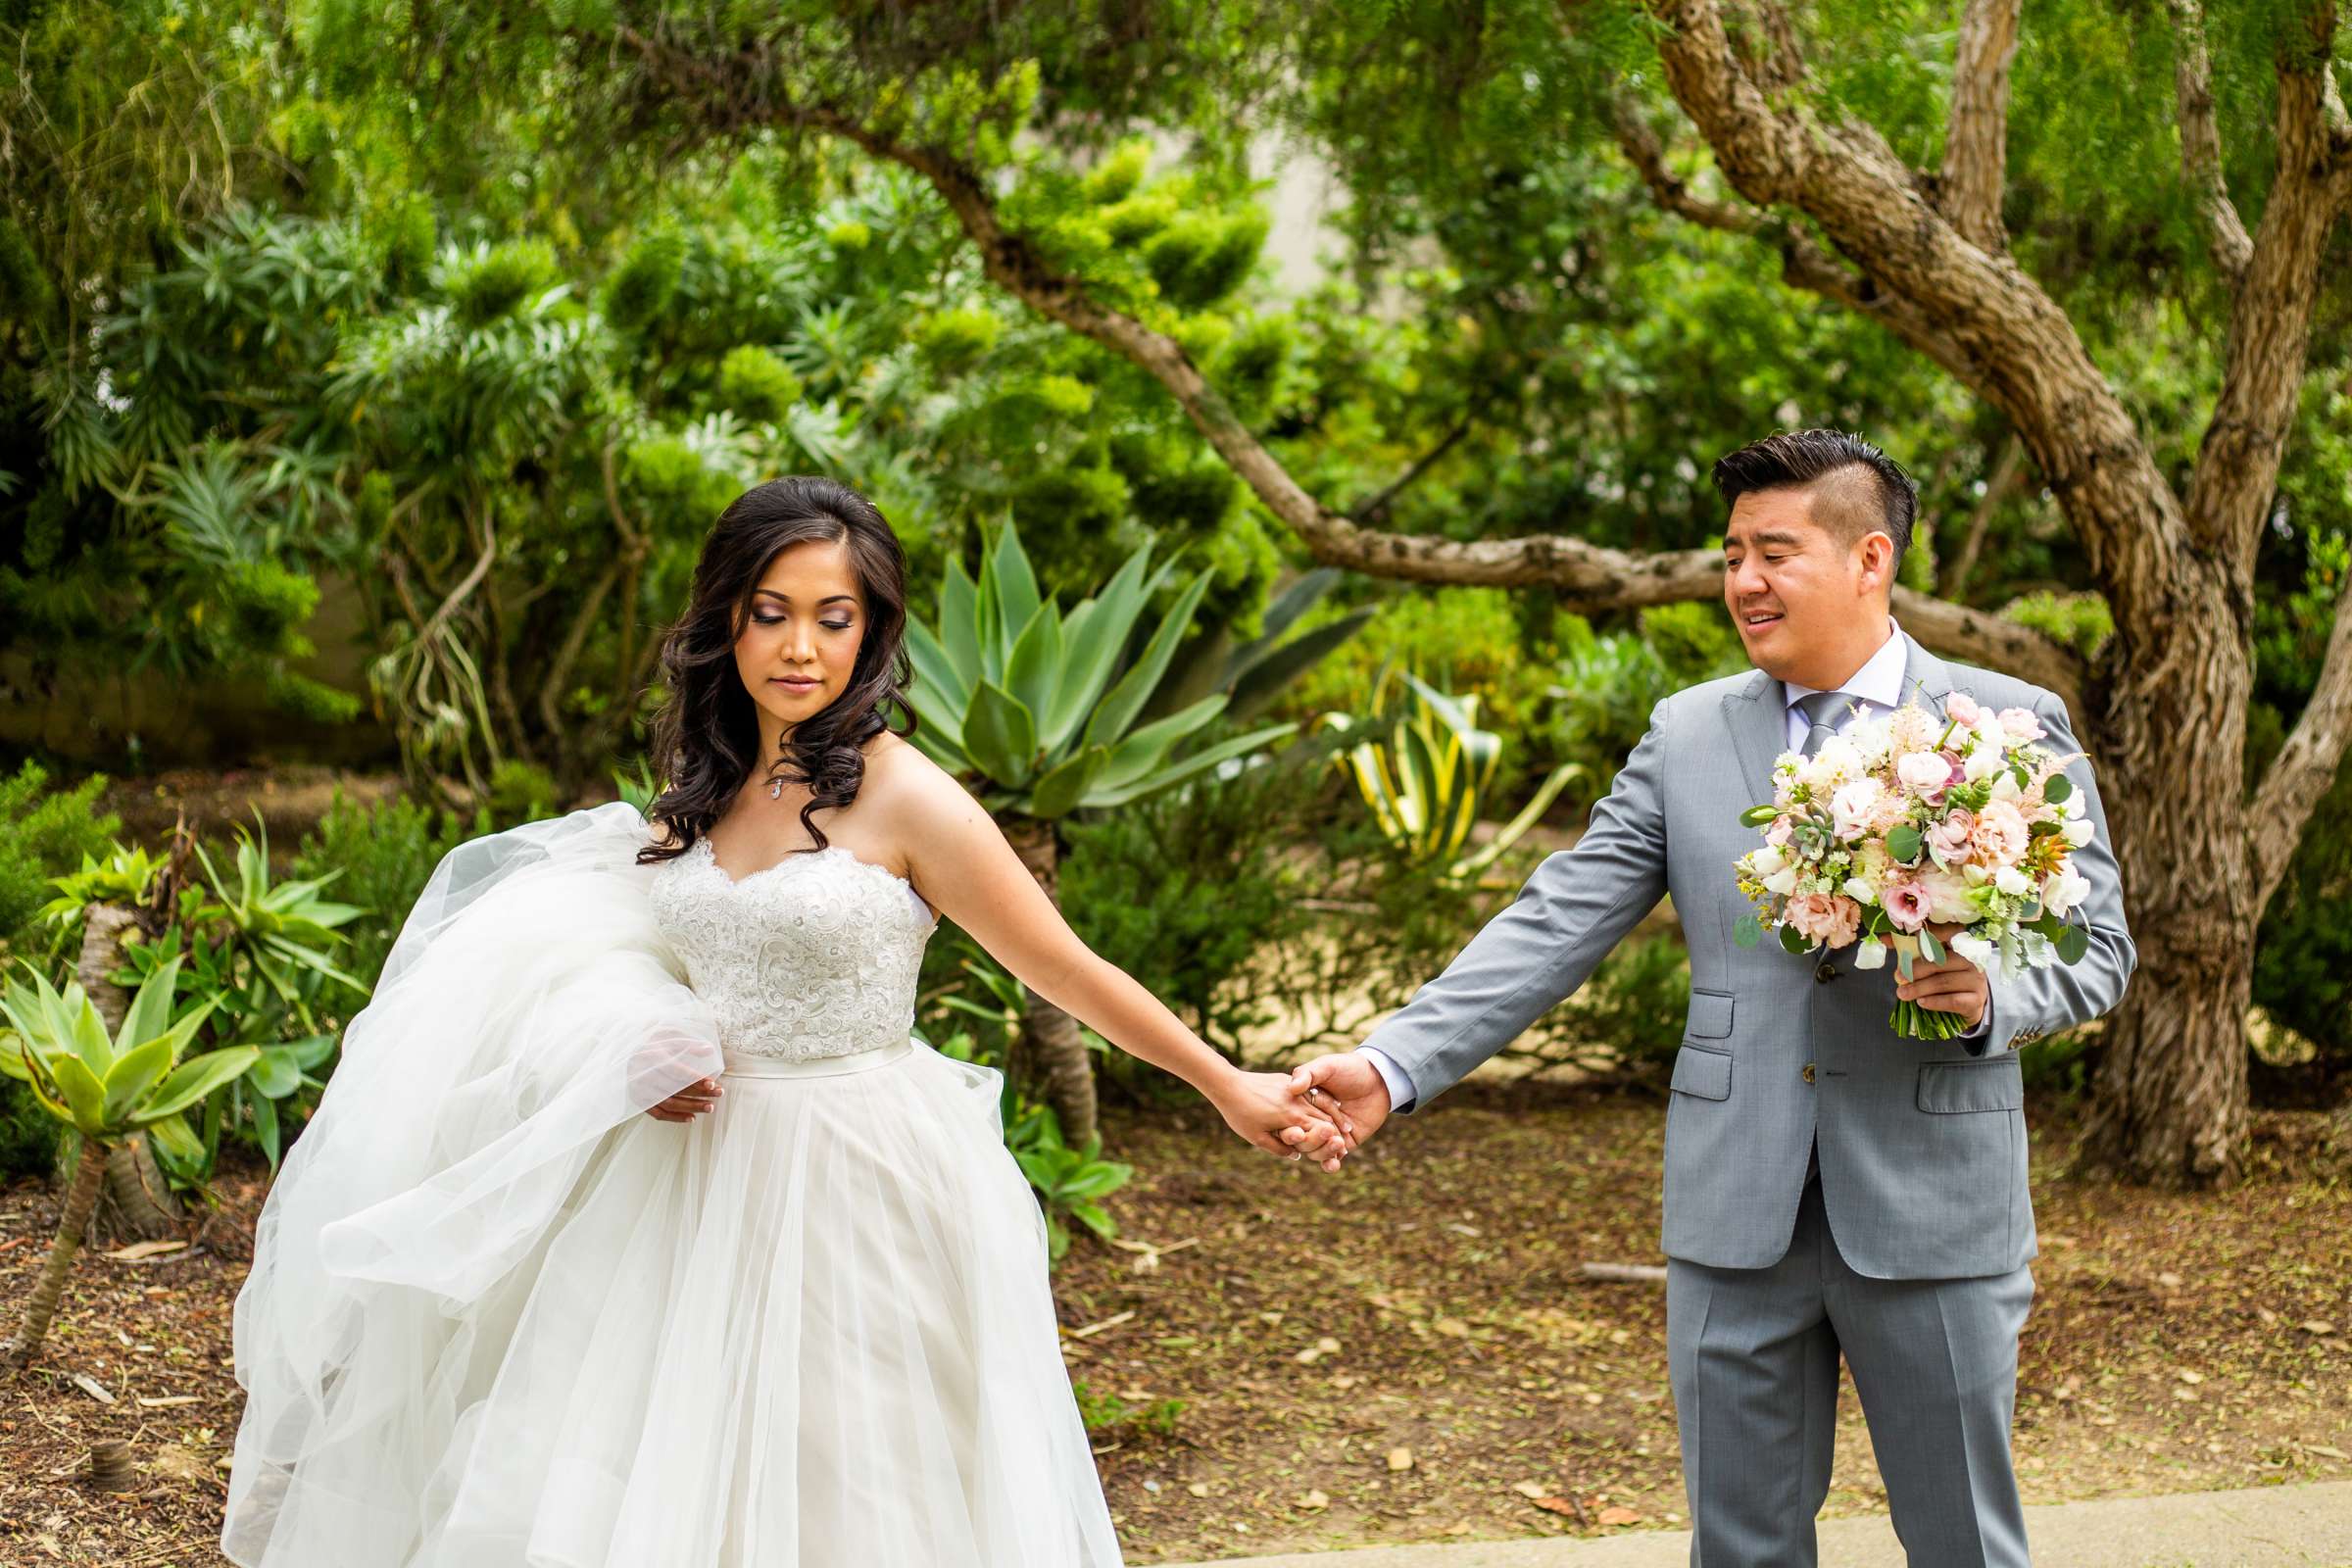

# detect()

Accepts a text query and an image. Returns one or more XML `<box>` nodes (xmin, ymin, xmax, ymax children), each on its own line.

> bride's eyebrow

<box><xmin>752</xmin><ymin>590</ymin><xmax>859</xmax><ymax>607</ymax></box>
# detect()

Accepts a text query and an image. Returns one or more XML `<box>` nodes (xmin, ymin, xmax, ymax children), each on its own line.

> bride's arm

<box><xmin>882</xmin><ymin>750</ymin><xmax>1353</xmax><ymax>1168</ymax></box>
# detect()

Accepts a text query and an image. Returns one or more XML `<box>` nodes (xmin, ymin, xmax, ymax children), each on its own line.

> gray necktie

<box><xmin>1793</xmin><ymin>689</ymin><xmax>1852</xmax><ymax>758</ymax></box>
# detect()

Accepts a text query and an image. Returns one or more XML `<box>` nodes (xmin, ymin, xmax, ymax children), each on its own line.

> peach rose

<box><xmin>1785</xmin><ymin>891</ymin><xmax>1863</xmax><ymax>949</ymax></box>
<box><xmin>1969</xmin><ymin>799</ymin><xmax>2031</xmax><ymax>867</ymax></box>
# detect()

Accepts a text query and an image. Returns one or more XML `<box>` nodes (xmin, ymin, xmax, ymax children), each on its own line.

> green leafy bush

<box><xmin>291</xmin><ymin>788</ymin><xmax>483</xmax><ymax>993</ymax></box>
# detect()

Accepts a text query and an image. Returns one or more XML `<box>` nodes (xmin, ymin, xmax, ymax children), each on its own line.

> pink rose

<box><xmin>1896</xmin><ymin>751</ymin><xmax>1951</xmax><ymax>798</ymax></box>
<box><xmin>1997</xmin><ymin>707</ymin><xmax>2045</xmax><ymax>743</ymax></box>
<box><xmin>1945</xmin><ymin>692</ymin><xmax>1983</xmax><ymax>726</ymax></box>
<box><xmin>1926</xmin><ymin>808</ymin><xmax>1976</xmax><ymax>863</ymax></box>
<box><xmin>1969</xmin><ymin>799</ymin><xmax>2031</xmax><ymax>867</ymax></box>
<box><xmin>1882</xmin><ymin>877</ymin><xmax>1931</xmax><ymax>934</ymax></box>
<box><xmin>1785</xmin><ymin>891</ymin><xmax>1863</xmax><ymax>949</ymax></box>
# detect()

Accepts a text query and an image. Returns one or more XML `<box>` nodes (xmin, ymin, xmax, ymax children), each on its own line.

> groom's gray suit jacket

<box><xmin>1361</xmin><ymin>630</ymin><xmax>2135</xmax><ymax>1281</ymax></box>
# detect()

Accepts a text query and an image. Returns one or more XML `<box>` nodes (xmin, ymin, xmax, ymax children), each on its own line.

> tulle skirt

<box><xmin>221</xmin><ymin>805</ymin><xmax>1122</xmax><ymax>1567</ymax></box>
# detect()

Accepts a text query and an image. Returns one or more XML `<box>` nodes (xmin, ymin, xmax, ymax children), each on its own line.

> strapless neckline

<box><xmin>688</xmin><ymin>835</ymin><xmax>926</xmax><ymax>911</ymax></box>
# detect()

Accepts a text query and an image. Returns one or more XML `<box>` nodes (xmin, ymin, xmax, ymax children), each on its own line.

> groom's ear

<box><xmin>1854</xmin><ymin>529</ymin><xmax>1898</xmax><ymax>597</ymax></box>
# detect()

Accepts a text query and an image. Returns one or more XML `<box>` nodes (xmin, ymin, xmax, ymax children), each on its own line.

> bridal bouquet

<box><xmin>1731</xmin><ymin>692</ymin><xmax>2097</xmax><ymax>1040</ymax></box>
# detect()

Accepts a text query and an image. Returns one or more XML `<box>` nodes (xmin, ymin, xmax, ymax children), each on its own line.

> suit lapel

<box><xmin>1900</xmin><ymin>630</ymin><xmax>1957</xmax><ymax>711</ymax></box>
<box><xmin>1721</xmin><ymin>668</ymin><xmax>1787</xmax><ymax>811</ymax></box>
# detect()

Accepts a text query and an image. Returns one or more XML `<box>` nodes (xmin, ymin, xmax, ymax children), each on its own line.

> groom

<box><xmin>1291</xmin><ymin>430</ymin><xmax>2134</xmax><ymax>1565</ymax></box>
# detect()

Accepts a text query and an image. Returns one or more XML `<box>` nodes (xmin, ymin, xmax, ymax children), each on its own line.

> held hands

<box><xmin>1279</xmin><ymin>1052</ymin><xmax>1394</xmax><ymax>1167</ymax></box>
<box><xmin>1215</xmin><ymin>1068</ymin><xmax>1357</xmax><ymax>1172</ymax></box>
<box><xmin>1894</xmin><ymin>920</ymin><xmax>1989</xmax><ymax>1030</ymax></box>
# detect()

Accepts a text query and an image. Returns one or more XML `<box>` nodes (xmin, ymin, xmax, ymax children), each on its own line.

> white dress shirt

<box><xmin>1357</xmin><ymin>617</ymin><xmax>1988</xmax><ymax>1115</ymax></box>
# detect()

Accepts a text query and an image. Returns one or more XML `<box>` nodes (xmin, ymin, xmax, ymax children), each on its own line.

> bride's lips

<box><xmin>770</xmin><ymin>675</ymin><xmax>821</xmax><ymax>693</ymax></box>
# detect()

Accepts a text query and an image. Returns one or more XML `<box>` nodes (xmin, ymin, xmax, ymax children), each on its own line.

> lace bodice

<box><xmin>648</xmin><ymin>837</ymin><xmax>936</xmax><ymax>1062</ymax></box>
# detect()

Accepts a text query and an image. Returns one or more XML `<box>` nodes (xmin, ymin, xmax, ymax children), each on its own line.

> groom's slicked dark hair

<box><xmin>1711</xmin><ymin>429</ymin><xmax>1919</xmax><ymax>566</ymax></box>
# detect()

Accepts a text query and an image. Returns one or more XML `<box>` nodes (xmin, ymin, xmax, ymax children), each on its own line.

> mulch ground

<box><xmin>2</xmin><ymin>1088</ymin><xmax>2346</xmax><ymax>1565</ymax></box>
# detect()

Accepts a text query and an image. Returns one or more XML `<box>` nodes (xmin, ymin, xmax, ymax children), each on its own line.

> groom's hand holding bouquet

<box><xmin>1732</xmin><ymin>688</ymin><xmax>2098</xmax><ymax>1039</ymax></box>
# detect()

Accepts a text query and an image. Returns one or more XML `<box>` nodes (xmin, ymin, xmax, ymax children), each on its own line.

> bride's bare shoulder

<box><xmin>860</xmin><ymin>731</ymin><xmax>983</xmax><ymax>820</ymax></box>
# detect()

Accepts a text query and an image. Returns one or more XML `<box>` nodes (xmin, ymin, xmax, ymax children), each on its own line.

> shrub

<box><xmin>290</xmin><ymin>789</ymin><xmax>483</xmax><ymax>994</ymax></box>
<box><xmin>713</xmin><ymin>344</ymin><xmax>802</xmax><ymax>422</ymax></box>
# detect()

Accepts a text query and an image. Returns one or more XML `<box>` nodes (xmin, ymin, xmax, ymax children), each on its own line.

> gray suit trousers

<box><xmin>1668</xmin><ymin>1171</ymin><xmax>2034</xmax><ymax>1568</ymax></box>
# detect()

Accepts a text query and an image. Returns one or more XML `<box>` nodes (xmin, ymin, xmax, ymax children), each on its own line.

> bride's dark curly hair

<box><xmin>636</xmin><ymin>477</ymin><xmax>915</xmax><ymax>867</ymax></box>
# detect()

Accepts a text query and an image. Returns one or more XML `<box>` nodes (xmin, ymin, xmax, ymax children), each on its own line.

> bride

<box><xmin>221</xmin><ymin>476</ymin><xmax>1356</xmax><ymax>1567</ymax></box>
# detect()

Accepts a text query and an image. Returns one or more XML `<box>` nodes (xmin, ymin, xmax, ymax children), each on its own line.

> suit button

<box><xmin>1814</xmin><ymin>960</ymin><xmax>1836</xmax><ymax>984</ymax></box>
<box><xmin>1802</xmin><ymin>1062</ymin><xmax>1817</xmax><ymax>1084</ymax></box>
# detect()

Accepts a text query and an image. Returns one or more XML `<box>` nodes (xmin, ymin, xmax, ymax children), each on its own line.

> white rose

<box><xmin>1764</xmin><ymin>866</ymin><xmax>1800</xmax><ymax>897</ymax></box>
<box><xmin>2043</xmin><ymin>867</ymin><xmax>2092</xmax><ymax>917</ymax></box>
<box><xmin>1896</xmin><ymin>751</ymin><xmax>1951</xmax><ymax>796</ymax></box>
<box><xmin>1962</xmin><ymin>743</ymin><xmax>2005</xmax><ymax>782</ymax></box>
<box><xmin>1752</xmin><ymin>845</ymin><xmax>1786</xmax><ymax>877</ymax></box>
<box><xmin>1989</xmin><ymin>770</ymin><xmax>2023</xmax><ymax>803</ymax></box>
<box><xmin>1854</xmin><ymin>937</ymin><xmax>1888</xmax><ymax>970</ymax></box>
<box><xmin>1994</xmin><ymin>865</ymin><xmax>2034</xmax><ymax>898</ymax></box>
<box><xmin>1950</xmin><ymin>930</ymin><xmax>1997</xmax><ymax>970</ymax></box>
<box><xmin>1831</xmin><ymin>778</ymin><xmax>1884</xmax><ymax>841</ymax></box>
<box><xmin>2063</xmin><ymin>816</ymin><xmax>2092</xmax><ymax>847</ymax></box>
<box><xmin>1842</xmin><ymin>876</ymin><xmax>1880</xmax><ymax>906</ymax></box>
<box><xmin>1814</xmin><ymin>736</ymin><xmax>1863</xmax><ymax>780</ymax></box>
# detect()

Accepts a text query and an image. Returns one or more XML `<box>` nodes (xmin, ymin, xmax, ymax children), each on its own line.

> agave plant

<box><xmin>904</xmin><ymin>520</ymin><xmax>1296</xmax><ymax>1143</ymax></box>
<box><xmin>903</xmin><ymin>520</ymin><xmax>1296</xmax><ymax>819</ymax></box>
<box><xmin>0</xmin><ymin>958</ymin><xmax>254</xmax><ymax>1365</ymax></box>
<box><xmin>1322</xmin><ymin>667</ymin><xmax>1583</xmax><ymax>884</ymax></box>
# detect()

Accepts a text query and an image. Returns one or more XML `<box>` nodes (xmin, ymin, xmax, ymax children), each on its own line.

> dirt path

<box><xmin>0</xmin><ymin>1091</ymin><xmax>2343</xmax><ymax>1564</ymax></box>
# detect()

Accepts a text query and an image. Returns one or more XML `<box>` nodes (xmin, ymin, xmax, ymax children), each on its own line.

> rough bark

<box><xmin>1000</xmin><ymin>816</ymin><xmax>1099</xmax><ymax>1148</ymax></box>
<box><xmin>607</xmin><ymin>8</ymin><xmax>2352</xmax><ymax>1186</ymax></box>
<box><xmin>2167</xmin><ymin>0</ymin><xmax>2255</xmax><ymax>282</ymax></box>
<box><xmin>1940</xmin><ymin>0</ymin><xmax>2022</xmax><ymax>253</ymax></box>
<box><xmin>72</xmin><ymin>904</ymin><xmax>180</xmax><ymax>1243</ymax></box>
<box><xmin>1635</xmin><ymin>0</ymin><xmax>2352</xmax><ymax>1188</ymax></box>
<box><xmin>11</xmin><ymin>1136</ymin><xmax>108</xmax><ymax>1366</ymax></box>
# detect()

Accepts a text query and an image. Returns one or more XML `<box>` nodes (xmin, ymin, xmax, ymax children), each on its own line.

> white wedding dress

<box><xmin>221</xmin><ymin>802</ymin><xmax>1123</xmax><ymax>1567</ymax></box>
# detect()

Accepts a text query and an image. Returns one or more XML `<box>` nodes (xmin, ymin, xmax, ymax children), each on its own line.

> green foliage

<box><xmin>2000</xmin><ymin>590</ymin><xmax>2115</xmax><ymax>663</ymax></box>
<box><xmin>712</xmin><ymin>344</ymin><xmax>803</xmax><ymax>422</ymax></box>
<box><xmin>291</xmin><ymin>789</ymin><xmax>483</xmax><ymax>991</ymax></box>
<box><xmin>904</xmin><ymin>518</ymin><xmax>1295</xmax><ymax>817</ymax></box>
<box><xmin>0</xmin><ymin>762</ymin><xmax>120</xmax><ymax>955</ymax></box>
<box><xmin>1072</xmin><ymin>1380</ymin><xmax>1184</xmax><ymax>1440</ymax></box>
<box><xmin>484</xmin><ymin>760</ymin><xmax>559</xmax><ymax>828</ymax></box>
<box><xmin>1321</xmin><ymin>667</ymin><xmax>1581</xmax><ymax>882</ymax></box>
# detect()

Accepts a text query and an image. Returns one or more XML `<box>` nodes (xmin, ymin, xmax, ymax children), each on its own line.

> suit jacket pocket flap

<box><xmin>1684</xmin><ymin>990</ymin><xmax>1734</xmax><ymax>1039</ymax></box>
<box><xmin>1671</xmin><ymin>1045</ymin><xmax>1733</xmax><ymax>1101</ymax></box>
<box><xmin>1916</xmin><ymin>1056</ymin><xmax>2025</xmax><ymax>1114</ymax></box>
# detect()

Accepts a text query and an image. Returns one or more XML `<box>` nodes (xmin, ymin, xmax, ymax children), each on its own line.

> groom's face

<box><xmin>1721</xmin><ymin>486</ymin><xmax>1893</xmax><ymax>687</ymax></box>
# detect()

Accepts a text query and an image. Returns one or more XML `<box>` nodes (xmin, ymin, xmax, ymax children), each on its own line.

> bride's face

<box><xmin>735</xmin><ymin>536</ymin><xmax>867</xmax><ymax>738</ymax></box>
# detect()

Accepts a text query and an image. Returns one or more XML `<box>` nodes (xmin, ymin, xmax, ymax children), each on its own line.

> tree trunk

<box><xmin>73</xmin><ymin>904</ymin><xmax>181</xmax><ymax>1242</ymax></box>
<box><xmin>10</xmin><ymin>1136</ymin><xmax>108</xmax><ymax>1366</ymax></box>
<box><xmin>999</xmin><ymin>816</ymin><xmax>1100</xmax><ymax>1147</ymax></box>
<box><xmin>2077</xmin><ymin>583</ymin><xmax>2258</xmax><ymax>1185</ymax></box>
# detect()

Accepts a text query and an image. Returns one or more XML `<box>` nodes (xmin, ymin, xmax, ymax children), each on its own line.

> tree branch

<box><xmin>1942</xmin><ymin>433</ymin><xmax>2028</xmax><ymax>600</ymax></box>
<box><xmin>1940</xmin><ymin>0</ymin><xmax>2022</xmax><ymax>253</ymax></box>
<box><xmin>2250</xmin><ymin>580</ymin><xmax>2352</xmax><ymax>909</ymax></box>
<box><xmin>1640</xmin><ymin>0</ymin><xmax>2191</xmax><ymax>649</ymax></box>
<box><xmin>606</xmin><ymin>24</ymin><xmax>2087</xmax><ymax>711</ymax></box>
<box><xmin>2181</xmin><ymin>0</ymin><xmax>2348</xmax><ymax>572</ymax></box>
<box><xmin>2167</xmin><ymin>0</ymin><xmax>2255</xmax><ymax>283</ymax></box>
<box><xmin>1352</xmin><ymin>413</ymin><xmax>1476</xmax><ymax>523</ymax></box>
<box><xmin>1610</xmin><ymin>99</ymin><xmax>1991</xmax><ymax>386</ymax></box>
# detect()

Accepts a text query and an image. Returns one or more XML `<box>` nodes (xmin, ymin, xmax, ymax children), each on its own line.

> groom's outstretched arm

<box><xmin>1354</xmin><ymin>700</ymin><xmax>1673</xmax><ymax>1112</ymax></box>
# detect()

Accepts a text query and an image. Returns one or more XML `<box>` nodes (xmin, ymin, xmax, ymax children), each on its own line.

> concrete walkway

<box><xmin>1157</xmin><ymin>1480</ymin><xmax>2352</xmax><ymax>1568</ymax></box>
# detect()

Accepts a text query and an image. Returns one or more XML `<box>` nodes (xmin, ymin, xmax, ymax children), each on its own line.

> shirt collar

<box><xmin>1782</xmin><ymin>616</ymin><xmax>1907</xmax><ymax>713</ymax></box>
